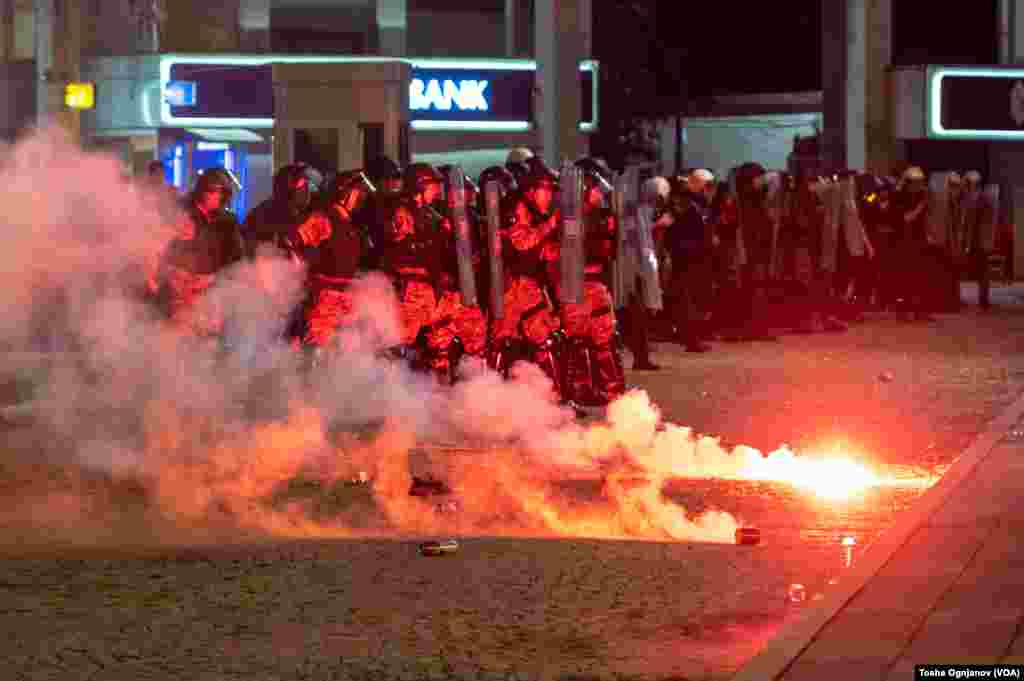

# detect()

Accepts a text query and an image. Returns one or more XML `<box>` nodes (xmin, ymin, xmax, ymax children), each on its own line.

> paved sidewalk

<box><xmin>733</xmin><ymin>388</ymin><xmax>1024</xmax><ymax>681</ymax></box>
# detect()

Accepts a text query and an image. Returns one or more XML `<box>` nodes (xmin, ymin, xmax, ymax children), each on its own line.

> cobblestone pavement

<box><xmin>1</xmin><ymin>285</ymin><xmax>1023</xmax><ymax>680</ymax></box>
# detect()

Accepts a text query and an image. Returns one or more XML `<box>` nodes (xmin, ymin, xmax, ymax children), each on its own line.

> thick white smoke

<box><xmin>0</xmin><ymin>127</ymin><xmax>754</xmax><ymax>547</ymax></box>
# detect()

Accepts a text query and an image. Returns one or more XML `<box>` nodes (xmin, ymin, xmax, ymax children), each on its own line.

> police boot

<box><xmin>429</xmin><ymin>349</ymin><xmax>452</xmax><ymax>385</ymax></box>
<box><xmin>591</xmin><ymin>342</ymin><xmax>626</xmax><ymax>405</ymax></box>
<box><xmin>447</xmin><ymin>337</ymin><xmax>467</xmax><ymax>385</ymax></box>
<box><xmin>564</xmin><ymin>336</ymin><xmax>598</xmax><ymax>406</ymax></box>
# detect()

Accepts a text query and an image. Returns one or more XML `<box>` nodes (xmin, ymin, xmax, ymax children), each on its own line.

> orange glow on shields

<box><xmin>739</xmin><ymin>446</ymin><xmax>881</xmax><ymax>500</ymax></box>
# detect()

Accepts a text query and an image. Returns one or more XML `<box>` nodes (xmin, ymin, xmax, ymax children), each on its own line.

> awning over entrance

<box><xmin>185</xmin><ymin>128</ymin><xmax>266</xmax><ymax>144</ymax></box>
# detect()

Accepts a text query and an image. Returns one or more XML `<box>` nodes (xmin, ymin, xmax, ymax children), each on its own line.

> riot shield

<box><xmin>957</xmin><ymin>188</ymin><xmax>980</xmax><ymax>257</ymax></box>
<box><xmin>839</xmin><ymin>175</ymin><xmax>868</xmax><ymax>257</ymax></box>
<box><xmin>812</xmin><ymin>178</ymin><xmax>840</xmax><ymax>273</ymax></box>
<box><xmin>559</xmin><ymin>161</ymin><xmax>585</xmax><ymax>305</ymax></box>
<box><xmin>636</xmin><ymin>200</ymin><xmax>663</xmax><ymax>311</ymax></box>
<box><xmin>484</xmin><ymin>180</ymin><xmax>505</xmax><ymax>319</ymax></box>
<box><xmin>448</xmin><ymin>166</ymin><xmax>479</xmax><ymax>307</ymax></box>
<box><xmin>979</xmin><ymin>184</ymin><xmax>1000</xmax><ymax>253</ymax></box>
<box><xmin>927</xmin><ymin>172</ymin><xmax>951</xmax><ymax>248</ymax></box>
<box><xmin>763</xmin><ymin>171</ymin><xmax>784</xmax><ymax>279</ymax></box>
<box><xmin>611</xmin><ymin>170</ymin><xmax>637</xmax><ymax>308</ymax></box>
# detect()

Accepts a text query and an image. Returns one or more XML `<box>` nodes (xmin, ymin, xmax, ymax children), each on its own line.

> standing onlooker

<box><xmin>890</xmin><ymin>166</ymin><xmax>935</xmax><ymax>321</ymax></box>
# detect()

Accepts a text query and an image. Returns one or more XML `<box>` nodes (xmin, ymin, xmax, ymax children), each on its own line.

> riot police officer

<box><xmin>433</xmin><ymin>166</ymin><xmax>489</xmax><ymax>382</ymax></box>
<box><xmin>489</xmin><ymin>158</ymin><xmax>564</xmax><ymax>399</ymax></box>
<box><xmin>288</xmin><ymin>170</ymin><xmax>376</xmax><ymax>353</ymax></box>
<box><xmin>379</xmin><ymin>163</ymin><xmax>454</xmax><ymax>381</ymax></box>
<box><xmin>665</xmin><ymin>169</ymin><xmax>716</xmax><ymax>352</ymax></box>
<box><xmin>242</xmin><ymin>162</ymin><xmax>318</xmax><ymax>258</ymax></box>
<box><xmin>359</xmin><ymin>156</ymin><xmax>404</xmax><ymax>270</ymax></box>
<box><xmin>156</xmin><ymin>167</ymin><xmax>245</xmax><ymax>336</ymax></box>
<box><xmin>553</xmin><ymin>157</ymin><xmax>624</xmax><ymax>406</ymax></box>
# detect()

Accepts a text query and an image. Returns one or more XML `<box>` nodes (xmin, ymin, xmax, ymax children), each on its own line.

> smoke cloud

<box><xmin>0</xmin><ymin>127</ymin><xmax>791</xmax><ymax>549</ymax></box>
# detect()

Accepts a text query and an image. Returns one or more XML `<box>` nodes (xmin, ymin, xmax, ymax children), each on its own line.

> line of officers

<box><xmin>145</xmin><ymin>153</ymin><xmax>1003</xmax><ymax>409</ymax></box>
<box><xmin>146</xmin><ymin>149</ymin><xmax>652</xmax><ymax>411</ymax></box>
<box><xmin>637</xmin><ymin>163</ymin><xmax>1004</xmax><ymax>353</ymax></box>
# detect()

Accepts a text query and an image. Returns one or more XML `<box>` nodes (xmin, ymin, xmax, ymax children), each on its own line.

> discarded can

<box><xmin>878</xmin><ymin>371</ymin><xmax>894</xmax><ymax>383</ymax></box>
<box><xmin>735</xmin><ymin>527</ymin><xmax>761</xmax><ymax>546</ymax></box>
<box><xmin>788</xmin><ymin>583</ymin><xmax>807</xmax><ymax>603</ymax></box>
<box><xmin>420</xmin><ymin>540</ymin><xmax>459</xmax><ymax>557</ymax></box>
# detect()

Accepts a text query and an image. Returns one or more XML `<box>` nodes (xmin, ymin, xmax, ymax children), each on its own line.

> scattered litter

<box><xmin>420</xmin><ymin>540</ymin><xmax>459</xmax><ymax>557</ymax></box>
<box><xmin>735</xmin><ymin>527</ymin><xmax>761</xmax><ymax>546</ymax></box>
<box><xmin>878</xmin><ymin>371</ymin><xmax>894</xmax><ymax>383</ymax></box>
<box><xmin>347</xmin><ymin>471</ymin><xmax>371</xmax><ymax>486</ymax></box>
<box><xmin>409</xmin><ymin>476</ymin><xmax>451</xmax><ymax>497</ymax></box>
<box><xmin>434</xmin><ymin>500</ymin><xmax>461</xmax><ymax>515</ymax></box>
<box><xmin>787</xmin><ymin>584</ymin><xmax>807</xmax><ymax>604</ymax></box>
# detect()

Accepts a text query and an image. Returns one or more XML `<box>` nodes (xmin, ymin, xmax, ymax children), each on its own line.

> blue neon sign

<box><xmin>164</xmin><ymin>80</ymin><xmax>197</xmax><ymax>107</ymax></box>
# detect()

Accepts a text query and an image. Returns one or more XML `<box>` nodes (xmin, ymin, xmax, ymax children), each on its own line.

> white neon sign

<box><xmin>409</xmin><ymin>78</ymin><xmax>489</xmax><ymax>112</ymax></box>
<box><xmin>928</xmin><ymin>66</ymin><xmax>1024</xmax><ymax>140</ymax></box>
<box><xmin>157</xmin><ymin>54</ymin><xmax>599</xmax><ymax>133</ymax></box>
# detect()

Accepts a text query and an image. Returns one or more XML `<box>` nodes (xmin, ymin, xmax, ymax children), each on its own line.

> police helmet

<box><xmin>366</xmin><ymin>156</ymin><xmax>402</xmax><ymax>183</ymax></box>
<box><xmin>642</xmin><ymin>176</ymin><xmax>671</xmax><ymax>204</ymax></box>
<box><xmin>194</xmin><ymin>167</ymin><xmax>241</xmax><ymax>197</ymax></box>
<box><xmin>687</xmin><ymin>168</ymin><xmax>716</xmax><ymax>194</ymax></box>
<box><xmin>575</xmin><ymin>157</ymin><xmax>614</xmax><ymax>193</ymax></box>
<box><xmin>403</xmin><ymin>162</ymin><xmax>444</xmax><ymax>194</ymax></box>
<box><xmin>273</xmin><ymin>162</ymin><xmax>317</xmax><ymax>202</ymax></box>
<box><xmin>328</xmin><ymin>169</ymin><xmax>376</xmax><ymax>204</ymax></box>
<box><xmin>901</xmin><ymin>166</ymin><xmax>926</xmax><ymax>183</ymax></box>
<box><xmin>478</xmin><ymin>165</ymin><xmax>516</xmax><ymax>195</ymax></box>
<box><xmin>506</xmin><ymin>147</ymin><xmax>534</xmax><ymax>166</ymax></box>
<box><xmin>519</xmin><ymin>157</ymin><xmax>559</xmax><ymax>192</ymax></box>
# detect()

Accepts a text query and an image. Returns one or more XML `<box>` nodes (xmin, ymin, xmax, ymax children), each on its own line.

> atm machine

<box><xmin>158</xmin><ymin>138</ymin><xmax>251</xmax><ymax>220</ymax></box>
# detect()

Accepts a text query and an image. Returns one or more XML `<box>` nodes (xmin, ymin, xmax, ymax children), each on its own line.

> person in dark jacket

<box><xmin>664</xmin><ymin>170</ymin><xmax>715</xmax><ymax>352</ymax></box>
<box><xmin>155</xmin><ymin>167</ymin><xmax>245</xmax><ymax>337</ymax></box>
<box><xmin>890</xmin><ymin>166</ymin><xmax>934</xmax><ymax>321</ymax></box>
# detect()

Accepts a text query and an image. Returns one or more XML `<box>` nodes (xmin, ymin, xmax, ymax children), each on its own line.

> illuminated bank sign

<box><xmin>410</xmin><ymin>78</ymin><xmax>489</xmax><ymax>112</ymax></box>
<box><xmin>159</xmin><ymin>56</ymin><xmax>597</xmax><ymax>133</ymax></box>
<box><xmin>928</xmin><ymin>66</ymin><xmax>1024</xmax><ymax>140</ymax></box>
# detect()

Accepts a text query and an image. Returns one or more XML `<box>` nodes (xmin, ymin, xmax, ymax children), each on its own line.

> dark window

<box><xmin>361</xmin><ymin>124</ymin><xmax>385</xmax><ymax>169</ymax></box>
<box><xmin>892</xmin><ymin>1</ymin><xmax>998</xmax><ymax>65</ymax></box>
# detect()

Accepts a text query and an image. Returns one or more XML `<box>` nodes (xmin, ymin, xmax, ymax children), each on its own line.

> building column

<box><xmin>238</xmin><ymin>0</ymin><xmax>269</xmax><ymax>51</ymax></box>
<box><xmin>994</xmin><ymin>0</ymin><xmax>1024</xmax><ymax>278</ymax></box>
<box><xmin>505</xmin><ymin>0</ymin><xmax>531</xmax><ymax>57</ymax></box>
<box><xmin>822</xmin><ymin>0</ymin><xmax>894</xmax><ymax>174</ymax></box>
<box><xmin>0</xmin><ymin>0</ymin><xmax>12</xmax><ymax>61</ymax></box>
<box><xmin>504</xmin><ymin>0</ymin><xmax>516</xmax><ymax>57</ymax></box>
<box><xmin>535</xmin><ymin>0</ymin><xmax>587</xmax><ymax>167</ymax></box>
<box><xmin>376</xmin><ymin>0</ymin><xmax>406</xmax><ymax>57</ymax></box>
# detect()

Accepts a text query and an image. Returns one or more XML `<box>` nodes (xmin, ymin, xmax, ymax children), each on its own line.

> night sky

<box><xmin>592</xmin><ymin>0</ymin><xmax>998</xmax><ymax>98</ymax></box>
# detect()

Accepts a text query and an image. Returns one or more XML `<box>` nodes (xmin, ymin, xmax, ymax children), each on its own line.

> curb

<box><xmin>731</xmin><ymin>388</ymin><xmax>1024</xmax><ymax>681</ymax></box>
